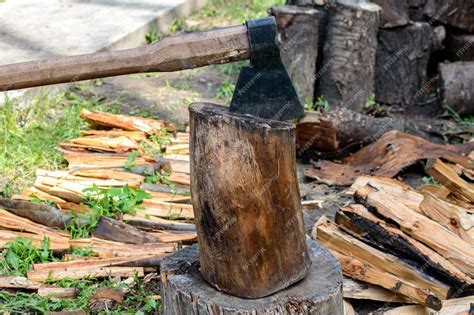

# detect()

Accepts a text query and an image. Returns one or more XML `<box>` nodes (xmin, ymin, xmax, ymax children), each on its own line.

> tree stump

<box><xmin>160</xmin><ymin>240</ymin><xmax>343</xmax><ymax>315</ymax></box>
<box><xmin>270</xmin><ymin>5</ymin><xmax>325</xmax><ymax>103</ymax></box>
<box><xmin>375</xmin><ymin>22</ymin><xmax>436</xmax><ymax>109</ymax></box>
<box><xmin>439</xmin><ymin>62</ymin><xmax>474</xmax><ymax>116</ymax></box>
<box><xmin>189</xmin><ymin>103</ymin><xmax>311</xmax><ymax>299</ymax></box>
<box><xmin>316</xmin><ymin>2</ymin><xmax>381</xmax><ymax>112</ymax></box>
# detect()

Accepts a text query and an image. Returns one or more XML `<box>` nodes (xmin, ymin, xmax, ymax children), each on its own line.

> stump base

<box><xmin>160</xmin><ymin>240</ymin><xmax>343</xmax><ymax>314</ymax></box>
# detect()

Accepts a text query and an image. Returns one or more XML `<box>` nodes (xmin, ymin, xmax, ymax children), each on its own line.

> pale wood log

<box><xmin>336</xmin><ymin>204</ymin><xmax>474</xmax><ymax>289</ymax></box>
<box><xmin>190</xmin><ymin>103</ymin><xmax>310</xmax><ymax>298</ymax></box>
<box><xmin>420</xmin><ymin>192</ymin><xmax>474</xmax><ymax>243</ymax></box>
<box><xmin>60</xmin><ymin>135</ymin><xmax>139</xmax><ymax>154</ymax></box>
<box><xmin>81</xmin><ymin>129</ymin><xmax>147</xmax><ymax>141</ymax></box>
<box><xmin>141</xmin><ymin>200</ymin><xmax>194</xmax><ymax>219</ymax></box>
<box><xmin>425</xmin><ymin>159</ymin><xmax>474</xmax><ymax>202</ymax></box>
<box><xmin>160</xmin><ymin>241</ymin><xmax>343</xmax><ymax>315</ymax></box>
<box><xmin>0</xmin><ymin>25</ymin><xmax>250</xmax><ymax>91</ymax></box>
<box><xmin>382</xmin><ymin>296</ymin><xmax>474</xmax><ymax>315</ymax></box>
<box><xmin>355</xmin><ymin>186</ymin><xmax>474</xmax><ymax>277</ymax></box>
<box><xmin>314</xmin><ymin>217</ymin><xmax>448</xmax><ymax>309</ymax></box>
<box><xmin>343</xmin><ymin>277</ymin><xmax>413</xmax><ymax>303</ymax></box>
<box><xmin>32</xmin><ymin>255</ymin><xmax>159</xmax><ymax>271</ymax></box>
<box><xmin>124</xmin><ymin>215</ymin><xmax>195</xmax><ymax>231</ymax></box>
<box><xmin>37</xmin><ymin>286</ymin><xmax>77</xmax><ymax>299</ymax></box>
<box><xmin>0</xmin><ymin>276</ymin><xmax>40</xmax><ymax>289</ymax></box>
<box><xmin>27</xmin><ymin>266</ymin><xmax>144</xmax><ymax>282</ymax></box>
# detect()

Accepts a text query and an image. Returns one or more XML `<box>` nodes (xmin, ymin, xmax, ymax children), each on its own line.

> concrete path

<box><xmin>0</xmin><ymin>0</ymin><xmax>206</xmax><ymax>101</ymax></box>
<box><xmin>0</xmin><ymin>0</ymin><xmax>206</xmax><ymax>65</ymax></box>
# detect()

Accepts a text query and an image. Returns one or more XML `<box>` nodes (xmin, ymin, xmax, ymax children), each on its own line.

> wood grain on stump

<box><xmin>270</xmin><ymin>5</ymin><xmax>325</xmax><ymax>103</ymax></box>
<box><xmin>189</xmin><ymin>103</ymin><xmax>311</xmax><ymax>298</ymax></box>
<box><xmin>160</xmin><ymin>240</ymin><xmax>343</xmax><ymax>315</ymax></box>
<box><xmin>316</xmin><ymin>1</ymin><xmax>380</xmax><ymax>112</ymax></box>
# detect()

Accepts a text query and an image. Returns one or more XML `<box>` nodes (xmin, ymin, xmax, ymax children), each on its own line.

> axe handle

<box><xmin>0</xmin><ymin>25</ymin><xmax>250</xmax><ymax>91</ymax></box>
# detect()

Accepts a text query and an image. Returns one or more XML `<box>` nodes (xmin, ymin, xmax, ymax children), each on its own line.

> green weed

<box><xmin>305</xmin><ymin>96</ymin><xmax>330</xmax><ymax>112</ymax></box>
<box><xmin>145</xmin><ymin>24</ymin><xmax>162</xmax><ymax>44</ymax></box>
<box><xmin>124</xmin><ymin>151</ymin><xmax>140</xmax><ymax>170</ymax></box>
<box><xmin>215</xmin><ymin>80</ymin><xmax>236</xmax><ymax>104</ymax></box>
<box><xmin>67</xmin><ymin>184</ymin><xmax>151</xmax><ymax>239</ymax></box>
<box><xmin>0</xmin><ymin>237</ymin><xmax>55</xmax><ymax>276</ymax></box>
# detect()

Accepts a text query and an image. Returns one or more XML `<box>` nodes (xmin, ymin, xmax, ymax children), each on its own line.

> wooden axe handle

<box><xmin>0</xmin><ymin>25</ymin><xmax>250</xmax><ymax>91</ymax></box>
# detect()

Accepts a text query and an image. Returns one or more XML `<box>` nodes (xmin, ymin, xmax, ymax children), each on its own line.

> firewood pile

<box><xmin>314</xmin><ymin>169</ymin><xmax>474</xmax><ymax>312</ymax></box>
<box><xmin>0</xmin><ymin>110</ymin><xmax>196</xmax><ymax>291</ymax></box>
<box><xmin>273</xmin><ymin>0</ymin><xmax>474</xmax><ymax>116</ymax></box>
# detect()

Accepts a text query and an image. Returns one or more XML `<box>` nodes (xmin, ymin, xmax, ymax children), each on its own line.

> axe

<box><xmin>0</xmin><ymin>17</ymin><xmax>303</xmax><ymax>121</ymax></box>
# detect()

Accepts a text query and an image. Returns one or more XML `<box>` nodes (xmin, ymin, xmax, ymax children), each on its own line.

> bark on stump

<box><xmin>160</xmin><ymin>240</ymin><xmax>343</xmax><ymax>315</ymax></box>
<box><xmin>189</xmin><ymin>103</ymin><xmax>311</xmax><ymax>299</ymax></box>
<box><xmin>371</xmin><ymin>0</ymin><xmax>409</xmax><ymax>28</ymax></box>
<box><xmin>316</xmin><ymin>2</ymin><xmax>381</xmax><ymax>112</ymax></box>
<box><xmin>270</xmin><ymin>5</ymin><xmax>325</xmax><ymax>103</ymax></box>
<box><xmin>375</xmin><ymin>22</ymin><xmax>436</xmax><ymax>109</ymax></box>
<box><xmin>439</xmin><ymin>62</ymin><xmax>474</xmax><ymax>116</ymax></box>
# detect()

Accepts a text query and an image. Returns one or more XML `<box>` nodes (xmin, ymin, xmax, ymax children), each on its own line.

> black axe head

<box><xmin>229</xmin><ymin>17</ymin><xmax>304</xmax><ymax>121</ymax></box>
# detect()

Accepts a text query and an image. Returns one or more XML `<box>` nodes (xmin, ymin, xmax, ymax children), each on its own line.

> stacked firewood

<box><xmin>313</xmin><ymin>164</ymin><xmax>474</xmax><ymax>313</ymax></box>
<box><xmin>0</xmin><ymin>110</ymin><xmax>196</xmax><ymax>289</ymax></box>
<box><xmin>273</xmin><ymin>0</ymin><xmax>474</xmax><ymax>116</ymax></box>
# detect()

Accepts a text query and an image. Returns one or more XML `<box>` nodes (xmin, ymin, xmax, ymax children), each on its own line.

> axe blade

<box><xmin>229</xmin><ymin>17</ymin><xmax>304</xmax><ymax>121</ymax></box>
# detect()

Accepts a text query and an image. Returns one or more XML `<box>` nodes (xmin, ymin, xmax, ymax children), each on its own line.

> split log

<box><xmin>27</xmin><ymin>266</ymin><xmax>144</xmax><ymax>282</ymax></box>
<box><xmin>160</xmin><ymin>240</ymin><xmax>343</xmax><ymax>315</ymax></box>
<box><xmin>141</xmin><ymin>200</ymin><xmax>194</xmax><ymax>219</ymax></box>
<box><xmin>125</xmin><ymin>216</ymin><xmax>195</xmax><ymax>232</ymax></box>
<box><xmin>346</xmin><ymin>176</ymin><xmax>424</xmax><ymax>212</ymax></box>
<box><xmin>317</xmin><ymin>2</ymin><xmax>380</xmax><ymax>112</ymax></box>
<box><xmin>0</xmin><ymin>198</ymin><xmax>71</xmax><ymax>228</ymax></box>
<box><xmin>69</xmin><ymin>238</ymin><xmax>176</xmax><ymax>258</ymax></box>
<box><xmin>343</xmin><ymin>277</ymin><xmax>413</xmax><ymax>303</ymax></box>
<box><xmin>336</xmin><ymin>204</ymin><xmax>474</xmax><ymax>291</ymax></box>
<box><xmin>343</xmin><ymin>299</ymin><xmax>356</xmax><ymax>315</ymax></box>
<box><xmin>375</xmin><ymin>22</ymin><xmax>436</xmax><ymax>108</ymax></box>
<box><xmin>165</xmin><ymin>144</ymin><xmax>189</xmax><ymax>155</ymax></box>
<box><xmin>304</xmin><ymin>130</ymin><xmax>474</xmax><ymax>186</ymax></box>
<box><xmin>445</xmin><ymin>32</ymin><xmax>474</xmax><ymax>62</ymax></box>
<box><xmin>355</xmin><ymin>186</ymin><xmax>474</xmax><ymax>278</ymax></box>
<box><xmin>167</xmin><ymin>172</ymin><xmax>190</xmax><ymax>187</ymax></box>
<box><xmin>70</xmin><ymin>169</ymin><xmax>145</xmax><ymax>184</ymax></box>
<box><xmin>190</xmin><ymin>103</ymin><xmax>310</xmax><ymax>298</ymax></box>
<box><xmin>0</xmin><ymin>230</ymin><xmax>70</xmax><ymax>252</ymax></box>
<box><xmin>149</xmin><ymin>230</ymin><xmax>197</xmax><ymax>244</ymax></box>
<box><xmin>92</xmin><ymin>216</ymin><xmax>158</xmax><ymax>244</ymax></box>
<box><xmin>0</xmin><ymin>276</ymin><xmax>40</xmax><ymax>290</ymax></box>
<box><xmin>270</xmin><ymin>5</ymin><xmax>324</xmax><ymax>103</ymax></box>
<box><xmin>140</xmin><ymin>183</ymin><xmax>190</xmax><ymax>196</ymax></box>
<box><xmin>371</xmin><ymin>0</ymin><xmax>409</xmax><ymax>28</ymax></box>
<box><xmin>420</xmin><ymin>192</ymin><xmax>474</xmax><ymax>243</ymax></box>
<box><xmin>382</xmin><ymin>296</ymin><xmax>474</xmax><ymax>315</ymax></box>
<box><xmin>63</xmin><ymin>151</ymin><xmax>159</xmax><ymax>170</ymax></box>
<box><xmin>426</xmin><ymin>159</ymin><xmax>474</xmax><ymax>202</ymax></box>
<box><xmin>37</xmin><ymin>286</ymin><xmax>77</xmax><ymax>299</ymax></box>
<box><xmin>314</xmin><ymin>217</ymin><xmax>447</xmax><ymax>309</ymax></box>
<box><xmin>439</xmin><ymin>62</ymin><xmax>474</xmax><ymax>115</ymax></box>
<box><xmin>81</xmin><ymin>129</ymin><xmax>147</xmax><ymax>141</ymax></box>
<box><xmin>80</xmin><ymin>109</ymin><xmax>176</xmax><ymax>134</ymax></box>
<box><xmin>60</xmin><ymin>135</ymin><xmax>139</xmax><ymax>153</ymax></box>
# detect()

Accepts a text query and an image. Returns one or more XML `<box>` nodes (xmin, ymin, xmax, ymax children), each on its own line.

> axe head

<box><xmin>229</xmin><ymin>17</ymin><xmax>304</xmax><ymax>121</ymax></box>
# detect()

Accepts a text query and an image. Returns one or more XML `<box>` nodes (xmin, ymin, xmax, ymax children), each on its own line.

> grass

<box><xmin>0</xmin><ymin>83</ymin><xmax>120</xmax><ymax>196</ymax></box>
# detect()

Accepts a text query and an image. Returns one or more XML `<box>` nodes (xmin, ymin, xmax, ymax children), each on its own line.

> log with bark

<box><xmin>189</xmin><ymin>103</ymin><xmax>311</xmax><ymax>298</ymax></box>
<box><xmin>160</xmin><ymin>241</ymin><xmax>343</xmax><ymax>315</ymax></box>
<box><xmin>270</xmin><ymin>5</ymin><xmax>325</xmax><ymax>103</ymax></box>
<box><xmin>92</xmin><ymin>216</ymin><xmax>158</xmax><ymax>244</ymax></box>
<box><xmin>304</xmin><ymin>130</ymin><xmax>474</xmax><ymax>186</ymax></box>
<box><xmin>317</xmin><ymin>1</ymin><xmax>380</xmax><ymax>112</ymax></box>
<box><xmin>354</xmin><ymin>185</ymin><xmax>474</xmax><ymax>278</ymax></box>
<box><xmin>314</xmin><ymin>216</ymin><xmax>447</xmax><ymax>310</ymax></box>
<box><xmin>336</xmin><ymin>204</ymin><xmax>474</xmax><ymax>291</ymax></box>
<box><xmin>375</xmin><ymin>22</ymin><xmax>437</xmax><ymax>109</ymax></box>
<box><xmin>438</xmin><ymin>62</ymin><xmax>474</xmax><ymax>115</ymax></box>
<box><xmin>371</xmin><ymin>0</ymin><xmax>409</xmax><ymax>28</ymax></box>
